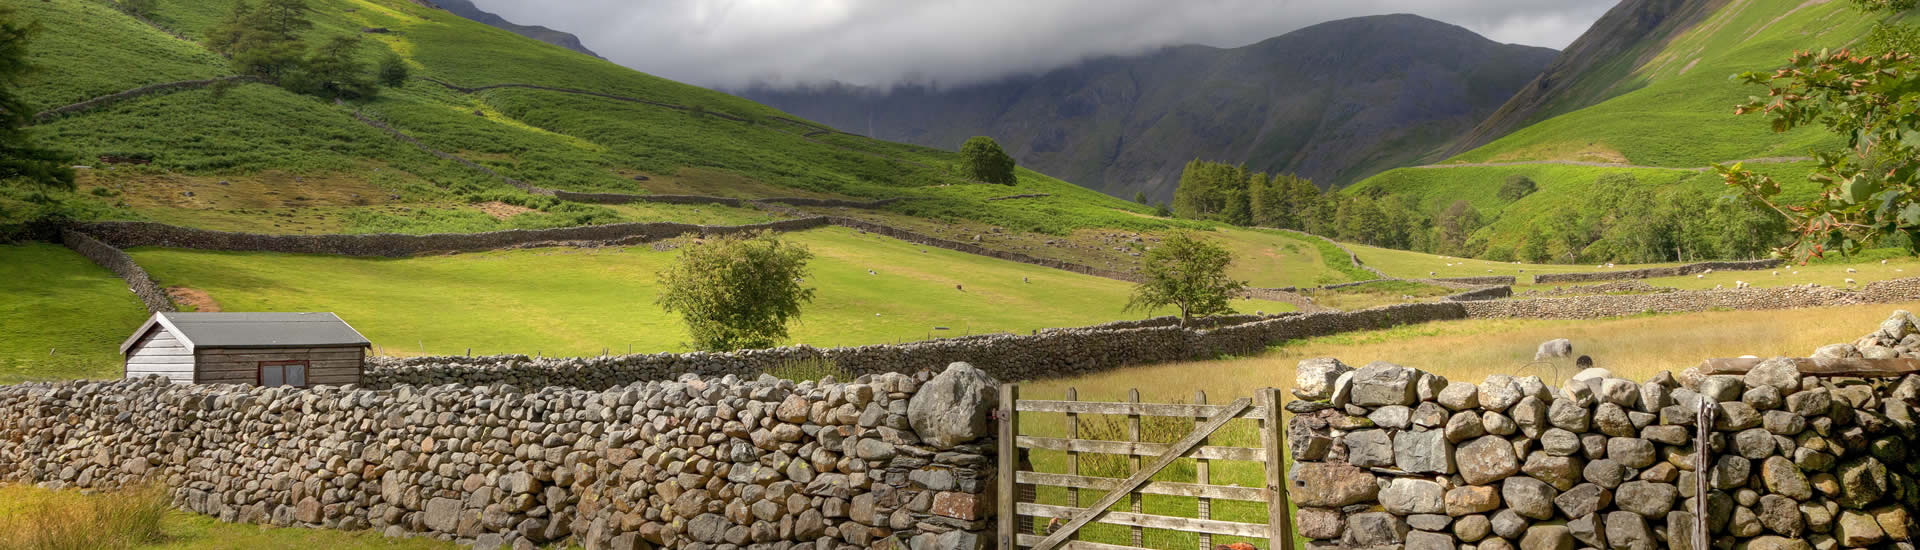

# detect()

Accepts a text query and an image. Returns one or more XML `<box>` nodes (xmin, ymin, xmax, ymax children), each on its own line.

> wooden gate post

<box><xmin>999</xmin><ymin>384</ymin><xmax>1019</xmax><ymax>550</ymax></box>
<box><xmin>1259</xmin><ymin>388</ymin><xmax>1293</xmax><ymax>550</ymax></box>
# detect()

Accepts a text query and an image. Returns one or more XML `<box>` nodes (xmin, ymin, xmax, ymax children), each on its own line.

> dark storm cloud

<box><xmin>467</xmin><ymin>0</ymin><xmax>1611</xmax><ymax>89</ymax></box>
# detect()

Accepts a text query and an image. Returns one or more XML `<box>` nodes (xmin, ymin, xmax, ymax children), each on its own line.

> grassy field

<box><xmin>0</xmin><ymin>484</ymin><xmax>462</xmax><ymax>550</ymax></box>
<box><xmin>1298</xmin><ymin>280</ymin><xmax>1457</xmax><ymax>311</ymax></box>
<box><xmin>0</xmin><ymin>244</ymin><xmax>150</xmax><ymax>384</ymax></box>
<box><xmin>126</xmin><ymin>227</ymin><xmax>1293</xmax><ymax>359</ymax></box>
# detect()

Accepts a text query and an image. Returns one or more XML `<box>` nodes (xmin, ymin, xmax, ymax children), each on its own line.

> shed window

<box><xmin>258</xmin><ymin>360</ymin><xmax>309</xmax><ymax>388</ymax></box>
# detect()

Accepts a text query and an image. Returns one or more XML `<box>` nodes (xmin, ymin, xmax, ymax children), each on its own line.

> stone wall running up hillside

<box><xmin>73</xmin><ymin>218</ymin><xmax>829</xmax><ymax>258</ymax></box>
<box><xmin>1533</xmin><ymin>260</ymin><xmax>1784</xmax><ymax>284</ymax></box>
<box><xmin>1285</xmin><ymin>311</ymin><xmax>1920</xmax><ymax>550</ymax></box>
<box><xmin>60</xmin><ymin>228</ymin><xmax>173</xmax><ymax>313</ymax></box>
<box><xmin>0</xmin><ymin>363</ymin><xmax>1002</xmax><ymax>550</ymax></box>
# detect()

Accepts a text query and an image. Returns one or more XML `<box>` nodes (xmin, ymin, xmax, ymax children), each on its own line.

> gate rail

<box><xmin>997</xmin><ymin>385</ymin><xmax>1292</xmax><ymax>550</ymax></box>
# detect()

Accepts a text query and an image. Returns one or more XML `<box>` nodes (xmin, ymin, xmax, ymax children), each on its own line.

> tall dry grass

<box><xmin>1023</xmin><ymin>301</ymin><xmax>1920</xmax><ymax>403</ymax></box>
<box><xmin>0</xmin><ymin>484</ymin><xmax>170</xmax><ymax>550</ymax></box>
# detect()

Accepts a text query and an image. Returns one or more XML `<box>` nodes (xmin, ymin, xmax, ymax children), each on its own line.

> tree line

<box><xmin>1167</xmin><ymin>159</ymin><xmax>1791</xmax><ymax>264</ymax></box>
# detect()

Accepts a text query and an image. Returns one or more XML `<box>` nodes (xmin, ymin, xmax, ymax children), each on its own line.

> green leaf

<box><xmin>1900</xmin><ymin>203</ymin><xmax>1920</xmax><ymax>227</ymax></box>
<box><xmin>1843</xmin><ymin>177</ymin><xmax>1872</xmax><ymax>204</ymax></box>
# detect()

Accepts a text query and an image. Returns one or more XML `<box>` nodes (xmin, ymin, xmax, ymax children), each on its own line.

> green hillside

<box><xmin>9</xmin><ymin>0</ymin><xmax>1187</xmax><ymax>237</ymax></box>
<box><xmin>1344</xmin><ymin>0</ymin><xmax>1892</xmax><ymax>262</ymax></box>
<box><xmin>0</xmin><ymin>0</ymin><xmax>1356</xmax><ymax>380</ymax></box>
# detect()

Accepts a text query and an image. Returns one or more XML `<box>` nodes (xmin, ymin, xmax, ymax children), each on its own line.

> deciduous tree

<box><xmin>1125</xmin><ymin>231</ymin><xmax>1246</xmax><ymax>327</ymax></box>
<box><xmin>958</xmin><ymin>136</ymin><xmax>1017</xmax><ymax>185</ymax></box>
<box><xmin>656</xmin><ymin>231</ymin><xmax>816</xmax><ymax>351</ymax></box>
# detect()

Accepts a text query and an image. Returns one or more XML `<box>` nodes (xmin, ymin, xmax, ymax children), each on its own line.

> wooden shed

<box><xmin>119</xmin><ymin>312</ymin><xmax>371</xmax><ymax>387</ymax></box>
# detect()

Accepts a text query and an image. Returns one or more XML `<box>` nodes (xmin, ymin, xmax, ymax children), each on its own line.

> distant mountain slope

<box><xmin>744</xmin><ymin>14</ymin><xmax>1557</xmax><ymax>200</ymax></box>
<box><xmin>1343</xmin><ymin>0</ymin><xmax>1887</xmax><ymax>259</ymax></box>
<box><xmin>1443</xmin><ymin>0</ymin><xmax>1729</xmax><ymax>156</ymax></box>
<box><xmin>433</xmin><ymin>0</ymin><xmax>604</xmax><ymax>60</ymax></box>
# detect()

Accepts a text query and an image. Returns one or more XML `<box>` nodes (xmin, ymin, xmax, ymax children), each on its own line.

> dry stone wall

<box><xmin>72</xmin><ymin>219</ymin><xmax>829</xmax><ymax>258</ymax></box>
<box><xmin>364</xmin><ymin>304</ymin><xmax>1467</xmax><ymax>389</ymax></box>
<box><xmin>1284</xmin><ymin>311</ymin><xmax>1920</xmax><ymax>550</ymax></box>
<box><xmin>1534</xmin><ymin>260</ymin><xmax>1784</xmax><ymax>285</ymax></box>
<box><xmin>0</xmin><ymin>363</ymin><xmax>1002</xmax><ymax>550</ymax></box>
<box><xmin>60</xmin><ymin>228</ymin><xmax>174</xmax><ymax>312</ymax></box>
<box><xmin>1462</xmin><ymin>279</ymin><xmax>1920</xmax><ymax>319</ymax></box>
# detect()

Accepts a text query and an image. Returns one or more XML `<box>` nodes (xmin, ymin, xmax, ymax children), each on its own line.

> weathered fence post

<box><xmin>1259</xmin><ymin>387</ymin><xmax>1292</xmax><ymax>550</ymax></box>
<box><xmin>998</xmin><ymin>384</ymin><xmax>1019</xmax><ymax>550</ymax></box>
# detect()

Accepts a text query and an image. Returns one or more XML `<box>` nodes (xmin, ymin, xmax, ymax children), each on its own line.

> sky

<box><xmin>468</xmin><ymin>0</ymin><xmax>1614</xmax><ymax>90</ymax></box>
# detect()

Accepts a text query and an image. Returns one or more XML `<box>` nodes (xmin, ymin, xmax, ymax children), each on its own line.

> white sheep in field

<box><xmin>1430</xmin><ymin>271</ymin><xmax>1436</xmax><ymax>277</ymax></box>
<box><xmin>1736</xmin><ymin>281</ymin><xmax>1750</xmax><ymax>289</ymax></box>
<box><xmin>1714</xmin><ymin>284</ymin><xmax>1724</xmax><ymax>290</ymax></box>
<box><xmin>1772</xmin><ymin>271</ymin><xmax>1779</xmax><ymax>276</ymax></box>
<box><xmin>1697</xmin><ymin>274</ymin><xmax>1705</xmax><ymax>279</ymax></box>
<box><xmin>1847</xmin><ymin>278</ymin><xmax>1858</xmax><ymax>286</ymax></box>
<box><xmin>1883</xmin><ymin>259</ymin><xmax>1889</xmax><ymax>265</ymax></box>
<box><xmin>1847</xmin><ymin>268</ymin><xmax>1858</xmax><ymax>273</ymax></box>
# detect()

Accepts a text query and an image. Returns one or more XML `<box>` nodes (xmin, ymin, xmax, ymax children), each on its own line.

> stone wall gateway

<box><xmin>1284</xmin><ymin>311</ymin><xmax>1920</xmax><ymax>550</ymax></box>
<box><xmin>0</xmin><ymin>363</ymin><xmax>1002</xmax><ymax>550</ymax></box>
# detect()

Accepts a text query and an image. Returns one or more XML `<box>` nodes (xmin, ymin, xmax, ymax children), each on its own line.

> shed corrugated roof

<box><xmin>119</xmin><ymin>312</ymin><xmax>371</xmax><ymax>354</ymax></box>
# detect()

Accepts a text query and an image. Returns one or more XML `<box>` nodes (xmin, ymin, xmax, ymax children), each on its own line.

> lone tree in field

<box><xmin>657</xmin><ymin>231</ymin><xmax>816</xmax><ymax>351</ymax></box>
<box><xmin>1126</xmin><ymin>231</ymin><xmax>1246</xmax><ymax>327</ymax></box>
<box><xmin>0</xmin><ymin>6</ymin><xmax>73</xmax><ymax>190</ymax></box>
<box><xmin>959</xmin><ymin>136</ymin><xmax>1017</xmax><ymax>185</ymax></box>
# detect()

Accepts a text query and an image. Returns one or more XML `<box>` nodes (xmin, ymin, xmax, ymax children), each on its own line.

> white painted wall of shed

<box><xmin>124</xmin><ymin>328</ymin><xmax>192</xmax><ymax>384</ymax></box>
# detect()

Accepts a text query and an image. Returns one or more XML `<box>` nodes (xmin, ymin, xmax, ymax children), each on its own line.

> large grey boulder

<box><xmin>1480</xmin><ymin>375</ymin><xmax>1523</xmax><ymax>412</ymax></box>
<box><xmin>1346</xmin><ymin>429</ymin><xmax>1394</xmax><ymax>468</ymax></box>
<box><xmin>1396</xmin><ymin>429</ymin><xmax>1455</xmax><ymax>474</ymax></box>
<box><xmin>1352</xmin><ymin>362</ymin><xmax>1419</xmax><ymax>406</ymax></box>
<box><xmin>906</xmin><ymin>362</ymin><xmax>999</xmax><ymax>449</ymax></box>
<box><xmin>1615</xmin><ymin>481</ymin><xmax>1678</xmax><ymax>518</ymax></box>
<box><xmin>1519</xmin><ymin>525</ymin><xmax>1572</xmax><ymax>550</ymax></box>
<box><xmin>1503</xmin><ymin>476</ymin><xmax>1558</xmax><ymax>520</ymax></box>
<box><xmin>1295</xmin><ymin>357</ymin><xmax>1353</xmax><ymax>401</ymax></box>
<box><xmin>1604</xmin><ymin>511</ymin><xmax>1657</xmax><ymax>550</ymax></box>
<box><xmin>1745</xmin><ymin>358</ymin><xmax>1802</xmax><ymax>394</ymax></box>
<box><xmin>1291</xmin><ymin>462</ymin><xmax>1379</xmax><ymax>507</ymax></box>
<box><xmin>1458</xmin><ymin>435</ymin><xmax>1521</xmax><ymax>485</ymax></box>
<box><xmin>1382</xmin><ymin>478</ymin><xmax>1447</xmax><ymax>515</ymax></box>
<box><xmin>1345</xmin><ymin>512</ymin><xmax>1410</xmax><ymax>547</ymax></box>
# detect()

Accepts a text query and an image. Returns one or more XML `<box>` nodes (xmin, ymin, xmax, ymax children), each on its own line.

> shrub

<box><xmin>656</xmin><ymin>231</ymin><xmax>815</xmax><ymax>351</ymax></box>
<box><xmin>1497</xmin><ymin>174</ymin><xmax>1537</xmax><ymax>201</ymax></box>
<box><xmin>377</xmin><ymin>51</ymin><xmax>409</xmax><ymax>88</ymax></box>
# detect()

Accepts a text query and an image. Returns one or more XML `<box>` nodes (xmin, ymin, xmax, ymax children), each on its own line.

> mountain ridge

<box><xmin>433</xmin><ymin>0</ymin><xmax>605</xmax><ymax>60</ymax></box>
<box><xmin>742</xmin><ymin>14</ymin><xmax>1557</xmax><ymax>200</ymax></box>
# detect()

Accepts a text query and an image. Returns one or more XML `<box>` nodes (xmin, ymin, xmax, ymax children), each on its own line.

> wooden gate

<box><xmin>996</xmin><ymin>385</ymin><xmax>1292</xmax><ymax>550</ymax></box>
